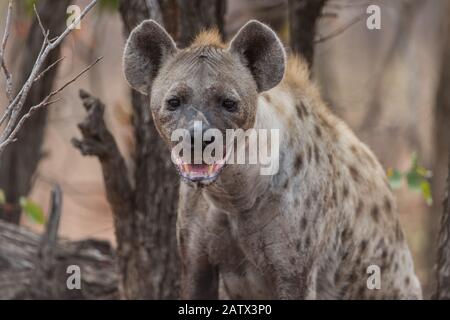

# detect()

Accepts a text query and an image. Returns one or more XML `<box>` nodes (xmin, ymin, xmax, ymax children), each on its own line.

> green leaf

<box><xmin>420</xmin><ymin>181</ymin><xmax>433</xmax><ymax>206</ymax></box>
<box><xmin>416</xmin><ymin>166</ymin><xmax>432</xmax><ymax>178</ymax></box>
<box><xmin>387</xmin><ymin>168</ymin><xmax>403</xmax><ymax>189</ymax></box>
<box><xmin>0</xmin><ymin>189</ymin><xmax>5</xmax><ymax>205</ymax></box>
<box><xmin>19</xmin><ymin>197</ymin><xmax>45</xmax><ymax>225</ymax></box>
<box><xmin>406</xmin><ymin>169</ymin><xmax>422</xmax><ymax>191</ymax></box>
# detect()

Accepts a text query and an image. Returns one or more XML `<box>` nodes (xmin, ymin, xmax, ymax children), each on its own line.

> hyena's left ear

<box><xmin>123</xmin><ymin>20</ymin><xmax>177</xmax><ymax>95</ymax></box>
<box><xmin>229</xmin><ymin>20</ymin><xmax>286</xmax><ymax>92</ymax></box>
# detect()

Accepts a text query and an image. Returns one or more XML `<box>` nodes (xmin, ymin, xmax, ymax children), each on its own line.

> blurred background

<box><xmin>0</xmin><ymin>0</ymin><xmax>449</xmax><ymax>299</ymax></box>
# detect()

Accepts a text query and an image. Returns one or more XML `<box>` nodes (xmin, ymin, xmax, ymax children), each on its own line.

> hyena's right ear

<box><xmin>123</xmin><ymin>20</ymin><xmax>177</xmax><ymax>95</ymax></box>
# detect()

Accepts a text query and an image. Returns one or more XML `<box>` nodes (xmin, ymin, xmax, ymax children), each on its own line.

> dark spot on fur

<box><xmin>349</xmin><ymin>165</ymin><xmax>361</xmax><ymax>183</ymax></box>
<box><xmin>405</xmin><ymin>276</ymin><xmax>410</xmax><ymax>286</ymax></box>
<box><xmin>356</xmin><ymin>200</ymin><xmax>364</xmax><ymax>218</ymax></box>
<box><xmin>294</xmin><ymin>153</ymin><xmax>303</xmax><ymax>172</ymax></box>
<box><xmin>295</xmin><ymin>103</ymin><xmax>305</xmax><ymax>120</ymax></box>
<box><xmin>332</xmin><ymin>186</ymin><xmax>338</xmax><ymax>205</ymax></box>
<box><xmin>343</xmin><ymin>184</ymin><xmax>349</xmax><ymax>198</ymax></box>
<box><xmin>381</xmin><ymin>248</ymin><xmax>388</xmax><ymax>260</ymax></box>
<box><xmin>296</xmin><ymin>240</ymin><xmax>301</xmax><ymax>252</ymax></box>
<box><xmin>384</xmin><ymin>196</ymin><xmax>392</xmax><ymax>215</ymax></box>
<box><xmin>348</xmin><ymin>273</ymin><xmax>357</xmax><ymax>282</ymax></box>
<box><xmin>395</xmin><ymin>221</ymin><xmax>404</xmax><ymax>242</ymax></box>
<box><xmin>360</xmin><ymin>240</ymin><xmax>368</xmax><ymax>253</ymax></box>
<box><xmin>334</xmin><ymin>272</ymin><xmax>341</xmax><ymax>283</ymax></box>
<box><xmin>327</xmin><ymin>153</ymin><xmax>333</xmax><ymax>165</ymax></box>
<box><xmin>350</xmin><ymin>145</ymin><xmax>358</xmax><ymax>155</ymax></box>
<box><xmin>290</xmin><ymin>256</ymin><xmax>296</xmax><ymax>265</ymax></box>
<box><xmin>341</xmin><ymin>227</ymin><xmax>353</xmax><ymax>243</ymax></box>
<box><xmin>315</xmin><ymin>125</ymin><xmax>322</xmax><ymax>138</ymax></box>
<box><xmin>394</xmin><ymin>262</ymin><xmax>399</xmax><ymax>272</ymax></box>
<box><xmin>371</xmin><ymin>205</ymin><xmax>380</xmax><ymax>223</ymax></box>
<box><xmin>301</xmin><ymin>217</ymin><xmax>308</xmax><ymax>230</ymax></box>
<box><xmin>342</xmin><ymin>251</ymin><xmax>349</xmax><ymax>261</ymax></box>
<box><xmin>305</xmin><ymin>235</ymin><xmax>311</xmax><ymax>247</ymax></box>
<box><xmin>283</xmin><ymin>179</ymin><xmax>289</xmax><ymax>189</ymax></box>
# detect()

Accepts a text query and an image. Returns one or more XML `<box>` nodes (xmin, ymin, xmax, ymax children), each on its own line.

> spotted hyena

<box><xmin>123</xmin><ymin>19</ymin><xmax>422</xmax><ymax>299</ymax></box>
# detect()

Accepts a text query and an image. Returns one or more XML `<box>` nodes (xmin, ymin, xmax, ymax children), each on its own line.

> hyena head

<box><xmin>123</xmin><ymin>20</ymin><xmax>285</xmax><ymax>184</ymax></box>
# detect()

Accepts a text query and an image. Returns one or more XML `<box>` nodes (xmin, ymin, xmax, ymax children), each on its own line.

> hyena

<box><xmin>123</xmin><ymin>19</ymin><xmax>422</xmax><ymax>299</ymax></box>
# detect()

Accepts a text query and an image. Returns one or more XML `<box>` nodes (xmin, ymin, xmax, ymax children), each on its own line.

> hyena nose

<box><xmin>189</xmin><ymin>127</ymin><xmax>215</xmax><ymax>152</ymax></box>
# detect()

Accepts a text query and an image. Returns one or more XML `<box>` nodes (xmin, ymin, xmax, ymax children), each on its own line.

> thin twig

<box><xmin>0</xmin><ymin>57</ymin><xmax>103</xmax><ymax>153</ymax></box>
<box><xmin>33</xmin><ymin>3</ymin><xmax>49</xmax><ymax>44</ymax></box>
<box><xmin>34</xmin><ymin>56</ymin><xmax>66</xmax><ymax>83</ymax></box>
<box><xmin>0</xmin><ymin>0</ymin><xmax>98</xmax><ymax>151</ymax></box>
<box><xmin>0</xmin><ymin>0</ymin><xmax>14</xmax><ymax>103</ymax></box>
<box><xmin>315</xmin><ymin>12</ymin><xmax>365</xmax><ymax>44</ymax></box>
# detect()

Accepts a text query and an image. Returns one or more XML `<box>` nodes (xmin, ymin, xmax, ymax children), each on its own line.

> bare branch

<box><xmin>315</xmin><ymin>12</ymin><xmax>365</xmax><ymax>44</ymax></box>
<box><xmin>33</xmin><ymin>3</ymin><xmax>50</xmax><ymax>45</ymax></box>
<box><xmin>0</xmin><ymin>0</ymin><xmax>98</xmax><ymax>154</ymax></box>
<box><xmin>0</xmin><ymin>0</ymin><xmax>14</xmax><ymax>102</ymax></box>
<box><xmin>33</xmin><ymin>56</ymin><xmax>66</xmax><ymax>83</ymax></box>
<box><xmin>0</xmin><ymin>57</ymin><xmax>102</xmax><ymax>153</ymax></box>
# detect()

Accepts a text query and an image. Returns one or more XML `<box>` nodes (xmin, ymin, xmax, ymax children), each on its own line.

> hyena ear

<box><xmin>229</xmin><ymin>20</ymin><xmax>286</xmax><ymax>92</ymax></box>
<box><xmin>123</xmin><ymin>20</ymin><xmax>177</xmax><ymax>95</ymax></box>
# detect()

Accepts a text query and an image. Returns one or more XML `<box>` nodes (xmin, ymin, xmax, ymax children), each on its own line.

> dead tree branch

<box><xmin>0</xmin><ymin>0</ymin><xmax>13</xmax><ymax>102</ymax></box>
<box><xmin>0</xmin><ymin>0</ymin><xmax>98</xmax><ymax>155</ymax></box>
<box><xmin>72</xmin><ymin>89</ymin><xmax>137</xmax><ymax>299</ymax></box>
<box><xmin>0</xmin><ymin>223</ymin><xmax>119</xmax><ymax>299</ymax></box>
<box><xmin>0</xmin><ymin>57</ymin><xmax>102</xmax><ymax>153</ymax></box>
<box><xmin>72</xmin><ymin>89</ymin><xmax>134</xmax><ymax>225</ymax></box>
<box><xmin>0</xmin><ymin>187</ymin><xmax>118</xmax><ymax>299</ymax></box>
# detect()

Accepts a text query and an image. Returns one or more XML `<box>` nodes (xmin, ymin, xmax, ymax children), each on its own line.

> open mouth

<box><xmin>171</xmin><ymin>147</ymin><xmax>230</xmax><ymax>183</ymax></box>
<box><xmin>175</xmin><ymin>161</ymin><xmax>226</xmax><ymax>182</ymax></box>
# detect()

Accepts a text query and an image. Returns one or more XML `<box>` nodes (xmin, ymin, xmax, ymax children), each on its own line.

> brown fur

<box><xmin>192</xmin><ymin>29</ymin><xmax>226</xmax><ymax>49</ymax></box>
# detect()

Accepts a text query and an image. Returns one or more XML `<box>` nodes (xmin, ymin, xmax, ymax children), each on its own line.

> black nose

<box><xmin>189</xmin><ymin>127</ymin><xmax>215</xmax><ymax>152</ymax></box>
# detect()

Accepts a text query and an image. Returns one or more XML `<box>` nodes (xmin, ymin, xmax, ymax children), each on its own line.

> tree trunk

<box><xmin>177</xmin><ymin>0</ymin><xmax>226</xmax><ymax>47</ymax></box>
<box><xmin>0</xmin><ymin>0</ymin><xmax>71</xmax><ymax>224</ymax></box>
<box><xmin>434</xmin><ymin>5</ymin><xmax>450</xmax><ymax>299</ymax></box>
<box><xmin>288</xmin><ymin>0</ymin><xmax>327</xmax><ymax>68</ymax></box>
<box><xmin>73</xmin><ymin>0</ymin><xmax>226</xmax><ymax>299</ymax></box>
<box><xmin>436</xmin><ymin>150</ymin><xmax>450</xmax><ymax>299</ymax></box>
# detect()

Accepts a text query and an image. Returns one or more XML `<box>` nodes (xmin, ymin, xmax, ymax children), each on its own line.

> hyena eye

<box><xmin>167</xmin><ymin>98</ymin><xmax>181</xmax><ymax>111</ymax></box>
<box><xmin>222</xmin><ymin>99</ymin><xmax>237</xmax><ymax>112</ymax></box>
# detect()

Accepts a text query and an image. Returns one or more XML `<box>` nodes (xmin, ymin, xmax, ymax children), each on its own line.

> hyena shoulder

<box><xmin>260</xmin><ymin>55</ymin><xmax>422</xmax><ymax>299</ymax></box>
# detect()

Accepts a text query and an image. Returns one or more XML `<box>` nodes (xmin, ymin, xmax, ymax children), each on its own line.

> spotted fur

<box><xmin>123</xmin><ymin>20</ymin><xmax>422</xmax><ymax>300</ymax></box>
